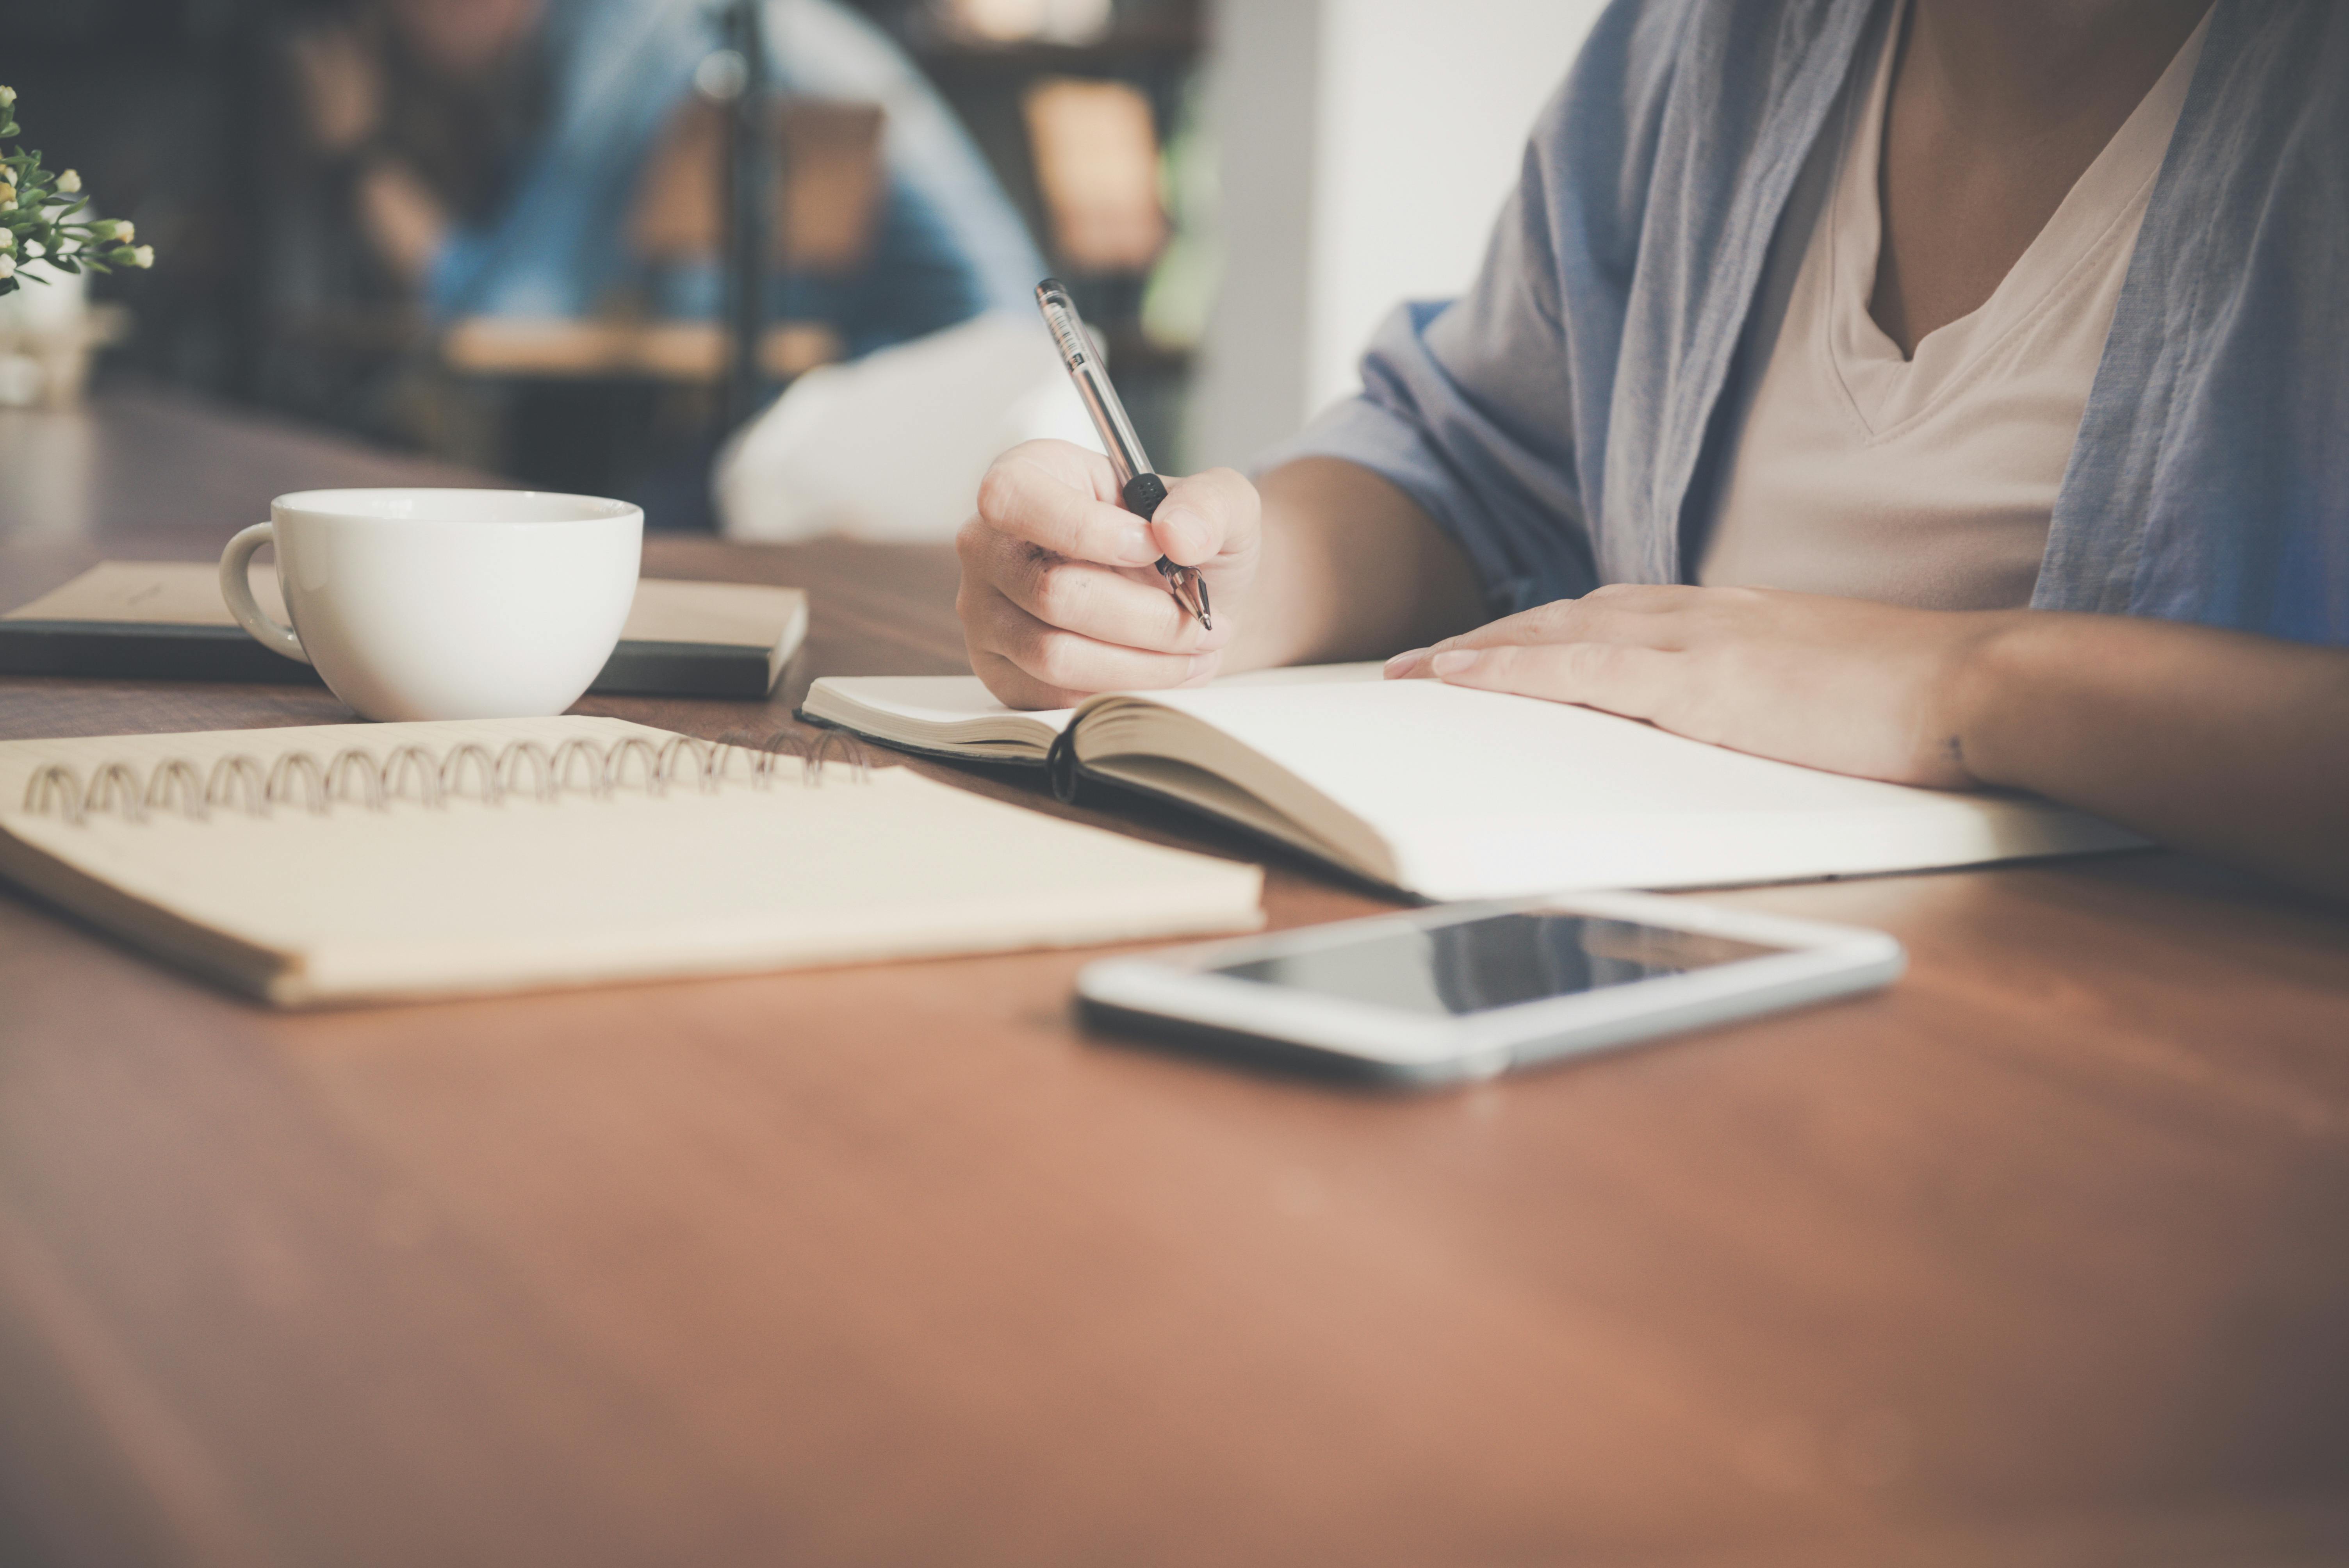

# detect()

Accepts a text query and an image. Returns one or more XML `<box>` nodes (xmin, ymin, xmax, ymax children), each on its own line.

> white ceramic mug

<box><xmin>219</xmin><ymin>488</ymin><xmax>643</xmax><ymax>722</ymax></box>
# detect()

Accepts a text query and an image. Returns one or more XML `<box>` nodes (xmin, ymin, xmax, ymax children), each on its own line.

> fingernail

<box><xmin>1430</xmin><ymin>649</ymin><xmax>1479</xmax><ymax>677</ymax></box>
<box><xmin>1157</xmin><ymin>506</ymin><xmax>1209</xmax><ymax>563</ymax></box>
<box><xmin>1117</xmin><ymin>525</ymin><xmax>1160</xmax><ymax>565</ymax></box>
<box><xmin>1188</xmin><ymin>650</ymin><xmax>1220</xmax><ymax>680</ymax></box>
<box><xmin>1383</xmin><ymin>648</ymin><xmax>1428</xmax><ymax>678</ymax></box>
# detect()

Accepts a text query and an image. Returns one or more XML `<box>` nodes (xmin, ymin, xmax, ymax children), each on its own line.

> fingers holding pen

<box><xmin>959</xmin><ymin>504</ymin><xmax>1226</xmax><ymax>652</ymax></box>
<box><xmin>957</xmin><ymin>441</ymin><xmax>1258</xmax><ymax>706</ymax></box>
<box><xmin>975</xmin><ymin>442</ymin><xmax>1166</xmax><ymax>567</ymax></box>
<box><xmin>1000</xmin><ymin>543</ymin><xmax>1227</xmax><ymax>654</ymax></box>
<box><xmin>1148</xmin><ymin>467</ymin><xmax>1261</xmax><ymax>568</ymax></box>
<box><xmin>967</xmin><ymin>586</ymin><xmax>1219</xmax><ymax>705</ymax></box>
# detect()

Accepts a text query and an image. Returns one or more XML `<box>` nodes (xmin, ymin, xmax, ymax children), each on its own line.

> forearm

<box><xmin>355</xmin><ymin>158</ymin><xmax>451</xmax><ymax>291</ymax></box>
<box><xmin>1229</xmin><ymin>458</ymin><xmax>1487</xmax><ymax>671</ymax></box>
<box><xmin>1956</xmin><ymin>614</ymin><xmax>2349</xmax><ymax>898</ymax></box>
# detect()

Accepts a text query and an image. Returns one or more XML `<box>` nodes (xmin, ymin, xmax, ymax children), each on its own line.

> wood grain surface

<box><xmin>2</xmin><ymin>386</ymin><xmax>2346</xmax><ymax>1568</ymax></box>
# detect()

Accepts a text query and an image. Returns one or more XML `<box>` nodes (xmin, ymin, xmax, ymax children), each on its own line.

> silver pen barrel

<box><xmin>1035</xmin><ymin>278</ymin><xmax>1211</xmax><ymax>630</ymax></box>
<box><xmin>1035</xmin><ymin>280</ymin><xmax>1153</xmax><ymax>490</ymax></box>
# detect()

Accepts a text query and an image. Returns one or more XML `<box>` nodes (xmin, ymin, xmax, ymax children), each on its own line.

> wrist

<box><xmin>1943</xmin><ymin>610</ymin><xmax>2045</xmax><ymax>790</ymax></box>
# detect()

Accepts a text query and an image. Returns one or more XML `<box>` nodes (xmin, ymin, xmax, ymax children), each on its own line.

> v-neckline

<box><xmin>1822</xmin><ymin>0</ymin><xmax>2208</xmax><ymax>438</ymax></box>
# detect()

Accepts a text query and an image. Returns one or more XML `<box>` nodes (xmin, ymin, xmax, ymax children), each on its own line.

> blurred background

<box><xmin>0</xmin><ymin>0</ymin><xmax>1601</xmax><ymax>538</ymax></box>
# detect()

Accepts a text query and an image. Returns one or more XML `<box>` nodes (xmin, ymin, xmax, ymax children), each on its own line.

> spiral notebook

<box><xmin>804</xmin><ymin>670</ymin><xmax>2146</xmax><ymax>898</ymax></box>
<box><xmin>0</xmin><ymin>718</ymin><xmax>1264</xmax><ymax>1006</ymax></box>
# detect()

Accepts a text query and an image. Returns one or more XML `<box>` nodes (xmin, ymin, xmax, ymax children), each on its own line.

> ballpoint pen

<box><xmin>1034</xmin><ymin>278</ymin><xmax>1212</xmax><ymax>631</ymax></box>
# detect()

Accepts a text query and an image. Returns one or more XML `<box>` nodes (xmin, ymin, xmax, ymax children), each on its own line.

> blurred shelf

<box><xmin>439</xmin><ymin>318</ymin><xmax>841</xmax><ymax>384</ymax></box>
<box><xmin>1097</xmin><ymin>323</ymin><xmax>1192</xmax><ymax>374</ymax></box>
<box><xmin>906</xmin><ymin>21</ymin><xmax>1204</xmax><ymax>72</ymax></box>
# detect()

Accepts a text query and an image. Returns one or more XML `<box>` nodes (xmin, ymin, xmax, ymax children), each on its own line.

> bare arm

<box><xmin>1232</xmin><ymin>458</ymin><xmax>1486</xmax><ymax>671</ymax></box>
<box><xmin>1390</xmin><ymin>588</ymin><xmax>2349</xmax><ymax>902</ymax></box>
<box><xmin>284</xmin><ymin>22</ymin><xmax>449</xmax><ymax>291</ymax></box>
<box><xmin>1955</xmin><ymin>614</ymin><xmax>2349</xmax><ymax>899</ymax></box>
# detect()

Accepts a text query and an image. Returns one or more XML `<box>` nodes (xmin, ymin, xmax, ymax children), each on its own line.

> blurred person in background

<box><xmin>278</xmin><ymin>0</ymin><xmax>1041</xmax><ymax>357</ymax></box>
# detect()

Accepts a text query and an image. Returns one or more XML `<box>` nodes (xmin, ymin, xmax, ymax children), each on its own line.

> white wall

<box><xmin>1187</xmin><ymin>0</ymin><xmax>1608</xmax><ymax>470</ymax></box>
<box><xmin>1184</xmin><ymin>0</ymin><xmax>1324</xmax><ymax>474</ymax></box>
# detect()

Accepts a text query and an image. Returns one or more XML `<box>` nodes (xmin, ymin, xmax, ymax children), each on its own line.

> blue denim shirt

<box><xmin>1278</xmin><ymin>0</ymin><xmax>2348</xmax><ymax>644</ymax></box>
<box><xmin>428</xmin><ymin>0</ymin><xmax>1043</xmax><ymax>358</ymax></box>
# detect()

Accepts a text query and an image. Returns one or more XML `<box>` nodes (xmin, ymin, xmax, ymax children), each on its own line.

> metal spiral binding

<box><xmin>18</xmin><ymin>729</ymin><xmax>873</xmax><ymax>827</ymax></box>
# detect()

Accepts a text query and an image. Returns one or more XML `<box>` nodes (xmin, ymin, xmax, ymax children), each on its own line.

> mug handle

<box><xmin>218</xmin><ymin>522</ymin><xmax>310</xmax><ymax>665</ymax></box>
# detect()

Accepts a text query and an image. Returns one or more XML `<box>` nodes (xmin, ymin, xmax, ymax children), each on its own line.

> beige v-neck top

<box><xmin>1696</xmin><ymin>6</ymin><xmax>2208</xmax><ymax>610</ymax></box>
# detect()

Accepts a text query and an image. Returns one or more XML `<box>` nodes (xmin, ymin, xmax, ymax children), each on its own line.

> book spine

<box><xmin>0</xmin><ymin>624</ymin><xmax>774</xmax><ymax>698</ymax></box>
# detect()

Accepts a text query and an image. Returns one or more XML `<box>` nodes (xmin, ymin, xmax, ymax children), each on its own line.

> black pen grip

<box><xmin>1120</xmin><ymin>472</ymin><xmax>1168</xmax><ymax>520</ymax></box>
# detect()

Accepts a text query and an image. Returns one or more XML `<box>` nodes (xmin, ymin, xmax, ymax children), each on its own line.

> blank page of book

<box><xmin>1124</xmin><ymin>681</ymin><xmax>2144</xmax><ymax>897</ymax></box>
<box><xmin>0</xmin><ymin>718</ymin><xmax>1265</xmax><ymax>1005</ymax></box>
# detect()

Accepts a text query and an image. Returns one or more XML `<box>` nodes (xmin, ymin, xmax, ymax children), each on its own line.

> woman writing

<box><xmin>955</xmin><ymin>0</ymin><xmax>2349</xmax><ymax>898</ymax></box>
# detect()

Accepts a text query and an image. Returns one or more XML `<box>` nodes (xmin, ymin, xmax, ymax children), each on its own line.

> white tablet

<box><xmin>1076</xmin><ymin>892</ymin><xmax>1904</xmax><ymax>1086</ymax></box>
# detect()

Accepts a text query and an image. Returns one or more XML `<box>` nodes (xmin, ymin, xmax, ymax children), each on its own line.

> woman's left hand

<box><xmin>1384</xmin><ymin>584</ymin><xmax>2020</xmax><ymax>789</ymax></box>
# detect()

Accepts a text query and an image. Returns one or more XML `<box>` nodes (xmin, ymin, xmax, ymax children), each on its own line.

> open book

<box><xmin>0</xmin><ymin>717</ymin><xmax>1262</xmax><ymax>1006</ymax></box>
<box><xmin>802</xmin><ymin>668</ymin><xmax>2144</xmax><ymax>899</ymax></box>
<box><xmin>800</xmin><ymin>663</ymin><xmax>1386</xmax><ymax>762</ymax></box>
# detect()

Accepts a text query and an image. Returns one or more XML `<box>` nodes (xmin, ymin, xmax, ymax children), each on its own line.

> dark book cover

<box><xmin>1</xmin><ymin>567</ymin><xmax>806</xmax><ymax>700</ymax></box>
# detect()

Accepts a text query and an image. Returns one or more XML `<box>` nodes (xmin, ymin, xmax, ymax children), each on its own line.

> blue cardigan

<box><xmin>1280</xmin><ymin>0</ymin><xmax>2349</xmax><ymax>643</ymax></box>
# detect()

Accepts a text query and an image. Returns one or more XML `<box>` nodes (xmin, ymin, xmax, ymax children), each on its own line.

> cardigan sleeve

<box><xmin>1263</xmin><ymin>0</ymin><xmax>1689</xmax><ymax>615</ymax></box>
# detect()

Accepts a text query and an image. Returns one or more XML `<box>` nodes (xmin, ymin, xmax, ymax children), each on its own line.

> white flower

<box><xmin>0</xmin><ymin>229</ymin><xmax>11</xmax><ymax>252</ymax></box>
<box><xmin>55</xmin><ymin>169</ymin><xmax>79</xmax><ymax>194</ymax></box>
<box><xmin>131</xmin><ymin>245</ymin><xmax>153</xmax><ymax>269</ymax></box>
<box><xmin>0</xmin><ymin>190</ymin><xmax>14</xmax><ymax>213</ymax></box>
<box><xmin>0</xmin><ymin>255</ymin><xmax>14</xmax><ymax>281</ymax></box>
<box><xmin>114</xmin><ymin>220</ymin><xmax>133</xmax><ymax>242</ymax></box>
<box><xmin>23</xmin><ymin>240</ymin><xmax>41</xmax><ymax>259</ymax></box>
<box><xmin>0</xmin><ymin>87</ymin><xmax>15</xmax><ymax>109</ymax></box>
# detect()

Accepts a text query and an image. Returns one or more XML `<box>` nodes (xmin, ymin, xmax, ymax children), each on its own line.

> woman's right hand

<box><xmin>956</xmin><ymin>440</ymin><xmax>1262</xmax><ymax>708</ymax></box>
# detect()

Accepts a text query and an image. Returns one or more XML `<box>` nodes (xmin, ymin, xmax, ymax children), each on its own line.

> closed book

<box><xmin>1</xmin><ymin>562</ymin><xmax>807</xmax><ymax>699</ymax></box>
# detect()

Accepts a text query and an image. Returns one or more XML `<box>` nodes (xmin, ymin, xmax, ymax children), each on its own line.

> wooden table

<box><xmin>3</xmin><ymin>387</ymin><xmax>2347</xmax><ymax>1568</ymax></box>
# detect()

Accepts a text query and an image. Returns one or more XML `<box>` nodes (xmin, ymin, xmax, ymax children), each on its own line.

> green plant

<box><xmin>0</xmin><ymin>85</ymin><xmax>153</xmax><ymax>294</ymax></box>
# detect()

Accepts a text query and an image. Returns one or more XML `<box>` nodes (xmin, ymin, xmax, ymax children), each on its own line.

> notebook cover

<box><xmin>0</xmin><ymin>716</ymin><xmax>1266</xmax><ymax>1005</ymax></box>
<box><xmin>0</xmin><ymin>568</ymin><xmax>804</xmax><ymax>698</ymax></box>
<box><xmin>0</xmin><ymin>620</ymin><xmax>781</xmax><ymax>698</ymax></box>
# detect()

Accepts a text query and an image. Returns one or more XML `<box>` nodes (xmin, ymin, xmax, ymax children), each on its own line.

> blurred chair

<box><xmin>713</xmin><ymin>308</ymin><xmax>1099</xmax><ymax>542</ymax></box>
<box><xmin>632</xmin><ymin>96</ymin><xmax>885</xmax><ymax>274</ymax></box>
<box><xmin>1023</xmin><ymin>77</ymin><xmax>1167</xmax><ymax>273</ymax></box>
<box><xmin>438</xmin><ymin>94</ymin><xmax>891</xmax><ymax>386</ymax></box>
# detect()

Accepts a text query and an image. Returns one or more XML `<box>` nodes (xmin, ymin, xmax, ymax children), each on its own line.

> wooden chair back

<box><xmin>629</xmin><ymin>98</ymin><xmax>887</xmax><ymax>274</ymax></box>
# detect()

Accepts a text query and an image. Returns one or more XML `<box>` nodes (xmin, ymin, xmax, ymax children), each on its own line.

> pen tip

<box><xmin>1164</xmin><ymin>565</ymin><xmax>1212</xmax><ymax>631</ymax></box>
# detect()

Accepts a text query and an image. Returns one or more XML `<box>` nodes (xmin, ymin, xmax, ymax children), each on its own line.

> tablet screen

<box><xmin>1211</xmin><ymin>911</ymin><xmax>1781</xmax><ymax>1017</ymax></box>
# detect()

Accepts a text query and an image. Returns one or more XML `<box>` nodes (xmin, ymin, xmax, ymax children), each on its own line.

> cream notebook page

<box><xmin>1075</xmin><ymin>681</ymin><xmax>2144</xmax><ymax>897</ymax></box>
<box><xmin>0</xmin><ymin>717</ymin><xmax>1262</xmax><ymax>1005</ymax></box>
